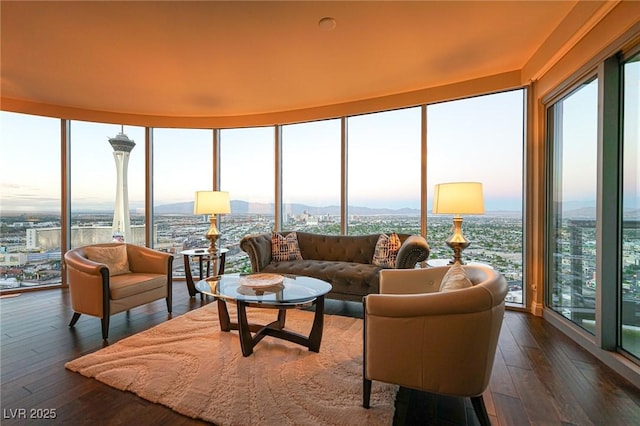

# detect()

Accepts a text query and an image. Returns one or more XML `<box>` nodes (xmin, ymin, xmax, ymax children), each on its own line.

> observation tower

<box><xmin>109</xmin><ymin>130</ymin><xmax>135</xmax><ymax>242</ymax></box>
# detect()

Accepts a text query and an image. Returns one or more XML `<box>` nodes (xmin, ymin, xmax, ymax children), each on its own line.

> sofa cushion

<box><xmin>439</xmin><ymin>263</ymin><xmax>473</xmax><ymax>292</ymax></box>
<box><xmin>85</xmin><ymin>244</ymin><xmax>130</xmax><ymax>276</ymax></box>
<box><xmin>271</xmin><ymin>232</ymin><xmax>303</xmax><ymax>262</ymax></box>
<box><xmin>372</xmin><ymin>232</ymin><xmax>401</xmax><ymax>268</ymax></box>
<box><xmin>109</xmin><ymin>273</ymin><xmax>167</xmax><ymax>300</ymax></box>
<box><xmin>262</xmin><ymin>260</ymin><xmax>382</xmax><ymax>297</ymax></box>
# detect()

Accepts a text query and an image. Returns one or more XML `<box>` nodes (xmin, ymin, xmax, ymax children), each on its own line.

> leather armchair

<box><xmin>65</xmin><ymin>243</ymin><xmax>173</xmax><ymax>340</ymax></box>
<box><xmin>363</xmin><ymin>264</ymin><xmax>507</xmax><ymax>426</ymax></box>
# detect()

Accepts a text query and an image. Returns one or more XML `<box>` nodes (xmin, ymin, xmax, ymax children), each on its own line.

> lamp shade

<box><xmin>432</xmin><ymin>182</ymin><xmax>484</xmax><ymax>215</ymax></box>
<box><xmin>194</xmin><ymin>191</ymin><xmax>231</xmax><ymax>215</ymax></box>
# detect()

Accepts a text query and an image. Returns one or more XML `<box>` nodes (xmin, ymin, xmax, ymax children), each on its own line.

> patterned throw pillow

<box><xmin>271</xmin><ymin>232</ymin><xmax>303</xmax><ymax>262</ymax></box>
<box><xmin>439</xmin><ymin>262</ymin><xmax>473</xmax><ymax>292</ymax></box>
<box><xmin>85</xmin><ymin>244</ymin><xmax>131</xmax><ymax>276</ymax></box>
<box><xmin>372</xmin><ymin>232</ymin><xmax>401</xmax><ymax>268</ymax></box>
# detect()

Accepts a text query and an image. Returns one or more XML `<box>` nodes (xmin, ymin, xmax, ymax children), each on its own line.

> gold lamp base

<box><xmin>205</xmin><ymin>215</ymin><xmax>221</xmax><ymax>254</ymax></box>
<box><xmin>446</xmin><ymin>216</ymin><xmax>470</xmax><ymax>264</ymax></box>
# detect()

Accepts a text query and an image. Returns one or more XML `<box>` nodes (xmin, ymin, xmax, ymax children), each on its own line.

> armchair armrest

<box><xmin>240</xmin><ymin>233</ymin><xmax>273</xmax><ymax>272</ymax></box>
<box><xmin>126</xmin><ymin>244</ymin><xmax>173</xmax><ymax>274</ymax></box>
<box><xmin>395</xmin><ymin>235</ymin><xmax>430</xmax><ymax>269</ymax></box>
<box><xmin>65</xmin><ymin>249</ymin><xmax>108</xmax><ymax>276</ymax></box>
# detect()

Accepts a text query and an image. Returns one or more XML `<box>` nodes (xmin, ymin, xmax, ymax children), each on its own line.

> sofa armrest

<box><xmin>240</xmin><ymin>233</ymin><xmax>273</xmax><ymax>272</ymax></box>
<box><xmin>395</xmin><ymin>235</ymin><xmax>430</xmax><ymax>269</ymax></box>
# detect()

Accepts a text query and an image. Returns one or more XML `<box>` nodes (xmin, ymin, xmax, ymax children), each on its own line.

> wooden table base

<box><xmin>216</xmin><ymin>296</ymin><xmax>325</xmax><ymax>357</ymax></box>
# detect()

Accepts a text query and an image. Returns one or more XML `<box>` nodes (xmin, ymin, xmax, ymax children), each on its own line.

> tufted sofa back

<box><xmin>294</xmin><ymin>231</ymin><xmax>391</xmax><ymax>263</ymax></box>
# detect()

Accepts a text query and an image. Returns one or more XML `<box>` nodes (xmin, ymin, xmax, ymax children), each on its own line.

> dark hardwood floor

<box><xmin>2</xmin><ymin>282</ymin><xmax>640</xmax><ymax>425</ymax></box>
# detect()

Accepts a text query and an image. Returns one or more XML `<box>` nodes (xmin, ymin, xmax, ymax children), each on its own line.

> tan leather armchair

<box><xmin>65</xmin><ymin>243</ymin><xmax>173</xmax><ymax>340</ymax></box>
<box><xmin>363</xmin><ymin>264</ymin><xmax>507</xmax><ymax>426</ymax></box>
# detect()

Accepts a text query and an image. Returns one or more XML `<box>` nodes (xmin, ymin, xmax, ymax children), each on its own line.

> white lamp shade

<box><xmin>194</xmin><ymin>191</ymin><xmax>231</xmax><ymax>215</ymax></box>
<box><xmin>432</xmin><ymin>182</ymin><xmax>484</xmax><ymax>215</ymax></box>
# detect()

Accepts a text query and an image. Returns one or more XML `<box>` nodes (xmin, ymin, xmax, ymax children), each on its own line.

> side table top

<box><xmin>180</xmin><ymin>248</ymin><xmax>229</xmax><ymax>256</ymax></box>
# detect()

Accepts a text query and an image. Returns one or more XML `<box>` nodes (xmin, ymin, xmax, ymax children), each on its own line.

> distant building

<box><xmin>25</xmin><ymin>225</ymin><xmax>151</xmax><ymax>250</ymax></box>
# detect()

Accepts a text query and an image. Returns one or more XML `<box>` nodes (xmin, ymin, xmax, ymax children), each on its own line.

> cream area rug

<box><xmin>65</xmin><ymin>303</ymin><xmax>397</xmax><ymax>425</ymax></box>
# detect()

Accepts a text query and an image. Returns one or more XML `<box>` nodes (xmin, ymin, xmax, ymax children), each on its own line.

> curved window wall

<box><xmin>0</xmin><ymin>90</ymin><xmax>526</xmax><ymax>300</ymax></box>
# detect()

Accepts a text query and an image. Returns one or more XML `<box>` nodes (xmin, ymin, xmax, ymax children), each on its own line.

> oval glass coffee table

<box><xmin>196</xmin><ymin>273</ymin><xmax>332</xmax><ymax>356</ymax></box>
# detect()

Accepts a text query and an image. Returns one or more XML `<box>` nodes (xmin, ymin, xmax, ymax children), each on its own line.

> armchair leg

<box><xmin>363</xmin><ymin>378</ymin><xmax>372</xmax><ymax>408</ymax></box>
<box><xmin>69</xmin><ymin>312</ymin><xmax>81</xmax><ymax>327</ymax></box>
<box><xmin>166</xmin><ymin>296</ymin><xmax>172</xmax><ymax>313</ymax></box>
<box><xmin>101</xmin><ymin>317</ymin><xmax>110</xmax><ymax>340</ymax></box>
<box><xmin>470</xmin><ymin>395</ymin><xmax>491</xmax><ymax>426</ymax></box>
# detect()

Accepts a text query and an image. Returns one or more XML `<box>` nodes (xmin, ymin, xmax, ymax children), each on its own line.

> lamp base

<box><xmin>205</xmin><ymin>215</ymin><xmax>221</xmax><ymax>254</ymax></box>
<box><xmin>446</xmin><ymin>216</ymin><xmax>471</xmax><ymax>264</ymax></box>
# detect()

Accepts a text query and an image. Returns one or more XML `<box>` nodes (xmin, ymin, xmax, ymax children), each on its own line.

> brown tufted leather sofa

<box><xmin>239</xmin><ymin>231</ymin><xmax>430</xmax><ymax>302</ymax></box>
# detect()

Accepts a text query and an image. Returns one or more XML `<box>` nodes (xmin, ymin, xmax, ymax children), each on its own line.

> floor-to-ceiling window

<box><xmin>346</xmin><ymin>107</ymin><xmax>422</xmax><ymax>235</ymax></box>
<box><xmin>69</xmin><ymin>122</ymin><xmax>145</xmax><ymax>249</ymax></box>
<box><xmin>622</xmin><ymin>54</ymin><xmax>640</xmax><ymax>358</ymax></box>
<box><xmin>282</xmin><ymin>119</ymin><xmax>341</xmax><ymax>235</ymax></box>
<box><xmin>547</xmin><ymin>78</ymin><xmax>599</xmax><ymax>332</ymax></box>
<box><xmin>427</xmin><ymin>90</ymin><xmax>525</xmax><ymax>304</ymax></box>
<box><xmin>220</xmin><ymin>127</ymin><xmax>275</xmax><ymax>273</ymax></box>
<box><xmin>152</xmin><ymin>128</ymin><xmax>213</xmax><ymax>278</ymax></box>
<box><xmin>0</xmin><ymin>112</ymin><xmax>62</xmax><ymax>289</ymax></box>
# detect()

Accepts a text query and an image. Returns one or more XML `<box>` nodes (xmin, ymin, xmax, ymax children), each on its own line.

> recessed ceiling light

<box><xmin>318</xmin><ymin>17</ymin><xmax>336</xmax><ymax>31</ymax></box>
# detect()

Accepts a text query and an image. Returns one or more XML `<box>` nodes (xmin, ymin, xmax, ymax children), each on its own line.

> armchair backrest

<box><xmin>365</xmin><ymin>264</ymin><xmax>507</xmax><ymax>398</ymax></box>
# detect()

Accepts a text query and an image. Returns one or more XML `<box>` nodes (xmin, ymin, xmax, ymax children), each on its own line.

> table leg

<box><xmin>183</xmin><ymin>254</ymin><xmax>197</xmax><ymax>297</ymax></box>
<box><xmin>236</xmin><ymin>301</ymin><xmax>255</xmax><ymax>356</ymax></box>
<box><xmin>217</xmin><ymin>299</ymin><xmax>232</xmax><ymax>332</ymax></box>
<box><xmin>308</xmin><ymin>296</ymin><xmax>325</xmax><ymax>352</ymax></box>
<box><xmin>219</xmin><ymin>252</ymin><xmax>226</xmax><ymax>275</ymax></box>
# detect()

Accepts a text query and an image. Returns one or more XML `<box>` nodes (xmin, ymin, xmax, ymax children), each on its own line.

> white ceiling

<box><xmin>1</xmin><ymin>1</ymin><xmax>579</xmax><ymax>119</ymax></box>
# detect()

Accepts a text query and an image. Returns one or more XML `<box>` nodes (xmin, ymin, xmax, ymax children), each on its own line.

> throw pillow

<box><xmin>85</xmin><ymin>244</ymin><xmax>131</xmax><ymax>276</ymax></box>
<box><xmin>271</xmin><ymin>232</ymin><xmax>303</xmax><ymax>262</ymax></box>
<box><xmin>372</xmin><ymin>232</ymin><xmax>401</xmax><ymax>268</ymax></box>
<box><xmin>439</xmin><ymin>262</ymin><xmax>473</xmax><ymax>292</ymax></box>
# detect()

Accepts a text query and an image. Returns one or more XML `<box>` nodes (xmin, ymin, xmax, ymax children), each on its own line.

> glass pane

<box><xmin>347</xmin><ymin>107</ymin><xmax>421</xmax><ymax>235</ymax></box>
<box><xmin>70</xmin><ymin>122</ymin><xmax>145</xmax><ymax>248</ymax></box>
<box><xmin>282</xmin><ymin>119</ymin><xmax>341</xmax><ymax>235</ymax></box>
<box><xmin>220</xmin><ymin>127</ymin><xmax>275</xmax><ymax>273</ymax></box>
<box><xmin>548</xmin><ymin>79</ymin><xmax>598</xmax><ymax>332</ymax></box>
<box><xmin>153</xmin><ymin>128</ymin><xmax>213</xmax><ymax>279</ymax></box>
<box><xmin>0</xmin><ymin>112</ymin><xmax>62</xmax><ymax>290</ymax></box>
<box><xmin>427</xmin><ymin>90</ymin><xmax>525</xmax><ymax>304</ymax></box>
<box><xmin>621</xmin><ymin>54</ymin><xmax>640</xmax><ymax>357</ymax></box>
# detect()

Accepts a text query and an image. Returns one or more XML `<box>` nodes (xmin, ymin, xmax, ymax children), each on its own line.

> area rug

<box><xmin>65</xmin><ymin>303</ymin><xmax>397</xmax><ymax>425</ymax></box>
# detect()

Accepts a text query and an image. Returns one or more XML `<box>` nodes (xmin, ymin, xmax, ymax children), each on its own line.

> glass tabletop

<box><xmin>196</xmin><ymin>273</ymin><xmax>332</xmax><ymax>305</ymax></box>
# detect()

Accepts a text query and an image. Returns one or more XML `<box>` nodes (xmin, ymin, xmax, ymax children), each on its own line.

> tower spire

<box><xmin>109</xmin><ymin>130</ymin><xmax>135</xmax><ymax>243</ymax></box>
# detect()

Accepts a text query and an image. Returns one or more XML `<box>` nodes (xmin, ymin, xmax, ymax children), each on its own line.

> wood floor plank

<box><xmin>507</xmin><ymin>364</ymin><xmax>564</xmax><ymax>424</ymax></box>
<box><xmin>521</xmin><ymin>346</ymin><xmax>594</xmax><ymax>426</ymax></box>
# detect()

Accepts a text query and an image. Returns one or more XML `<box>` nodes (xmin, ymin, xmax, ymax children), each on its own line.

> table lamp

<box><xmin>194</xmin><ymin>191</ymin><xmax>231</xmax><ymax>254</ymax></box>
<box><xmin>432</xmin><ymin>182</ymin><xmax>484</xmax><ymax>264</ymax></box>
